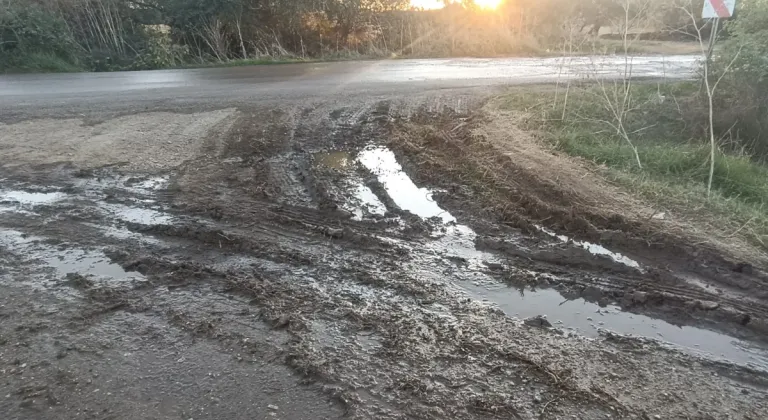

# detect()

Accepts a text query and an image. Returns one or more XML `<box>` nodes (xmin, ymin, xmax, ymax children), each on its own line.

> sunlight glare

<box><xmin>410</xmin><ymin>0</ymin><xmax>504</xmax><ymax>10</ymax></box>
<box><xmin>474</xmin><ymin>0</ymin><xmax>503</xmax><ymax>9</ymax></box>
<box><xmin>410</xmin><ymin>0</ymin><xmax>444</xmax><ymax>9</ymax></box>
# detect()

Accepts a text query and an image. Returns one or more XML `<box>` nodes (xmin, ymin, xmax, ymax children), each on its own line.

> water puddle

<box><xmin>356</xmin><ymin>146</ymin><xmax>500</xmax><ymax>266</ymax></box>
<box><xmin>358</xmin><ymin>146</ymin><xmax>455</xmax><ymax>223</ymax></box>
<box><xmin>464</xmin><ymin>282</ymin><xmax>768</xmax><ymax>371</ymax></box>
<box><xmin>356</xmin><ymin>331</ymin><xmax>382</xmax><ymax>352</ymax></box>
<box><xmin>426</xmin><ymin>224</ymin><xmax>501</xmax><ymax>268</ymax></box>
<box><xmin>45</xmin><ymin>250</ymin><xmax>142</xmax><ymax>280</ymax></box>
<box><xmin>0</xmin><ymin>229</ymin><xmax>143</xmax><ymax>282</ymax></box>
<box><xmin>313</xmin><ymin>150</ymin><xmax>388</xmax><ymax>220</ymax></box>
<box><xmin>0</xmin><ymin>229</ymin><xmax>37</xmax><ymax>248</ymax></box>
<box><xmin>314</xmin><ymin>151</ymin><xmax>352</xmax><ymax>170</ymax></box>
<box><xmin>346</xmin><ymin>184</ymin><xmax>388</xmax><ymax>220</ymax></box>
<box><xmin>99</xmin><ymin>203</ymin><xmax>173</xmax><ymax>225</ymax></box>
<box><xmin>82</xmin><ymin>222</ymin><xmax>163</xmax><ymax>245</ymax></box>
<box><xmin>537</xmin><ymin>225</ymin><xmax>640</xmax><ymax>269</ymax></box>
<box><xmin>0</xmin><ymin>206</ymin><xmax>37</xmax><ymax>215</ymax></box>
<box><xmin>0</xmin><ymin>190</ymin><xmax>67</xmax><ymax>207</ymax></box>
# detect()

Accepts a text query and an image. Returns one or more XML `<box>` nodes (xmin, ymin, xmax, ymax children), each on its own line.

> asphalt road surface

<box><xmin>0</xmin><ymin>55</ymin><xmax>697</xmax><ymax>119</ymax></box>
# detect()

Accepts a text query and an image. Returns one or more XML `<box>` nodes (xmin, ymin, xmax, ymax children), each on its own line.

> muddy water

<box><xmin>1</xmin><ymin>178</ymin><xmax>173</xmax><ymax>225</ymax></box>
<box><xmin>464</xmin><ymin>282</ymin><xmax>768</xmax><ymax>370</ymax></box>
<box><xmin>358</xmin><ymin>146</ymin><xmax>455</xmax><ymax>223</ymax></box>
<box><xmin>0</xmin><ymin>190</ymin><xmax>67</xmax><ymax>206</ymax></box>
<box><xmin>538</xmin><ymin>225</ymin><xmax>641</xmax><ymax>269</ymax></box>
<box><xmin>351</xmin><ymin>145</ymin><xmax>768</xmax><ymax>371</ymax></box>
<box><xmin>314</xmin><ymin>151</ymin><xmax>388</xmax><ymax>220</ymax></box>
<box><xmin>0</xmin><ymin>190</ymin><xmax>68</xmax><ymax>215</ymax></box>
<box><xmin>45</xmin><ymin>249</ymin><xmax>142</xmax><ymax>280</ymax></box>
<box><xmin>0</xmin><ymin>229</ymin><xmax>143</xmax><ymax>282</ymax></box>
<box><xmin>314</xmin><ymin>151</ymin><xmax>352</xmax><ymax>170</ymax></box>
<box><xmin>351</xmin><ymin>184</ymin><xmax>387</xmax><ymax>217</ymax></box>
<box><xmin>98</xmin><ymin>202</ymin><xmax>173</xmax><ymax>225</ymax></box>
<box><xmin>0</xmin><ymin>177</ymin><xmax>171</xmax><ymax>285</ymax></box>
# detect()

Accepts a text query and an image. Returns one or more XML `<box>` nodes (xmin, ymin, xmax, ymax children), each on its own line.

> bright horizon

<box><xmin>410</xmin><ymin>0</ymin><xmax>443</xmax><ymax>8</ymax></box>
<box><xmin>410</xmin><ymin>0</ymin><xmax>504</xmax><ymax>10</ymax></box>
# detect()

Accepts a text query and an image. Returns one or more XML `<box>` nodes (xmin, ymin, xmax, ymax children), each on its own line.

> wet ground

<box><xmin>2</xmin><ymin>61</ymin><xmax>768</xmax><ymax>419</ymax></box>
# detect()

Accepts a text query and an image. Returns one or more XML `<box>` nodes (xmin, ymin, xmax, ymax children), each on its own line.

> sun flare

<box><xmin>473</xmin><ymin>0</ymin><xmax>503</xmax><ymax>9</ymax></box>
<box><xmin>410</xmin><ymin>0</ymin><xmax>504</xmax><ymax>10</ymax></box>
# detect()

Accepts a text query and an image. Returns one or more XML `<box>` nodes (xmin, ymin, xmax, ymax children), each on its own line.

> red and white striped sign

<box><xmin>702</xmin><ymin>0</ymin><xmax>736</xmax><ymax>18</ymax></box>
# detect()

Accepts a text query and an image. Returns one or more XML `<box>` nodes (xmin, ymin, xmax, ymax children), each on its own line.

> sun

<box><xmin>410</xmin><ymin>0</ymin><xmax>504</xmax><ymax>10</ymax></box>
<box><xmin>410</xmin><ymin>0</ymin><xmax>444</xmax><ymax>9</ymax></box>
<box><xmin>473</xmin><ymin>0</ymin><xmax>503</xmax><ymax>9</ymax></box>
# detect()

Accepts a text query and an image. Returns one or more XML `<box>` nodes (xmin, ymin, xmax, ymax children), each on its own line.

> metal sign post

<box><xmin>702</xmin><ymin>0</ymin><xmax>736</xmax><ymax>63</ymax></box>
<box><xmin>702</xmin><ymin>0</ymin><xmax>736</xmax><ymax>19</ymax></box>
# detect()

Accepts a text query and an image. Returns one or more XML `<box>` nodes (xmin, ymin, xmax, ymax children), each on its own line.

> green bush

<box><xmin>713</xmin><ymin>0</ymin><xmax>768</xmax><ymax>158</ymax></box>
<box><xmin>131</xmin><ymin>28</ymin><xmax>190</xmax><ymax>70</ymax></box>
<box><xmin>0</xmin><ymin>3</ymin><xmax>82</xmax><ymax>72</ymax></box>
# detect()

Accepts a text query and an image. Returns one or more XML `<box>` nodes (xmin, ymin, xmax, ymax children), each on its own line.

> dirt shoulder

<box><xmin>474</xmin><ymin>98</ymin><xmax>768</xmax><ymax>270</ymax></box>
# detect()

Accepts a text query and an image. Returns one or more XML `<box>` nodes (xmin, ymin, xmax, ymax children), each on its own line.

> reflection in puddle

<box><xmin>463</xmin><ymin>282</ymin><xmax>768</xmax><ymax>370</ymax></box>
<box><xmin>313</xmin><ymin>150</ymin><xmax>388</xmax><ymax>220</ymax></box>
<box><xmin>0</xmin><ymin>229</ymin><xmax>143</xmax><ymax>282</ymax></box>
<box><xmin>315</xmin><ymin>151</ymin><xmax>352</xmax><ymax>170</ymax></box>
<box><xmin>99</xmin><ymin>203</ymin><xmax>173</xmax><ymax>225</ymax></box>
<box><xmin>537</xmin><ymin>225</ymin><xmax>640</xmax><ymax>269</ymax></box>
<box><xmin>358</xmin><ymin>146</ymin><xmax>455</xmax><ymax>223</ymax></box>
<box><xmin>0</xmin><ymin>190</ymin><xmax>67</xmax><ymax>207</ymax></box>
<box><xmin>45</xmin><ymin>250</ymin><xmax>142</xmax><ymax>280</ymax></box>
<box><xmin>356</xmin><ymin>146</ymin><xmax>498</xmax><ymax>265</ymax></box>
<box><xmin>348</xmin><ymin>184</ymin><xmax>387</xmax><ymax>220</ymax></box>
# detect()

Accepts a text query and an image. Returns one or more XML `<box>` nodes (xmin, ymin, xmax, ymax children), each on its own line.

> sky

<box><xmin>410</xmin><ymin>0</ymin><xmax>504</xmax><ymax>10</ymax></box>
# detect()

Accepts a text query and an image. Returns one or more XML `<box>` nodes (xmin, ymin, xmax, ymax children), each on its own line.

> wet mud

<box><xmin>2</xmin><ymin>99</ymin><xmax>768</xmax><ymax>419</ymax></box>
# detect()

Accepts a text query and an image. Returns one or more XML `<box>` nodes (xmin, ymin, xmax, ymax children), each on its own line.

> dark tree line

<box><xmin>2</xmin><ymin>0</ymin><xmax>696</xmax><ymax>72</ymax></box>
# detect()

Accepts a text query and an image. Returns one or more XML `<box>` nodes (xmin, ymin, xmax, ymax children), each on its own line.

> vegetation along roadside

<box><xmin>2</xmin><ymin>0</ymin><xmax>711</xmax><ymax>73</ymax></box>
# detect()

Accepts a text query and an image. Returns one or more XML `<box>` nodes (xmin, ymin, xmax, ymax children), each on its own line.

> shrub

<box><xmin>131</xmin><ymin>27</ymin><xmax>190</xmax><ymax>70</ymax></box>
<box><xmin>712</xmin><ymin>0</ymin><xmax>768</xmax><ymax>159</ymax></box>
<box><xmin>0</xmin><ymin>3</ymin><xmax>82</xmax><ymax>72</ymax></box>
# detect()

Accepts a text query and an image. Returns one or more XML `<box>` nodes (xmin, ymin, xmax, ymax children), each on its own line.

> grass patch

<box><xmin>496</xmin><ymin>82</ymin><xmax>768</xmax><ymax>250</ymax></box>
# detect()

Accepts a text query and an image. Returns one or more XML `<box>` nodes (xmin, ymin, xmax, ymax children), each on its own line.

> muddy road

<box><xmin>2</xmin><ymin>57</ymin><xmax>768</xmax><ymax>420</ymax></box>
